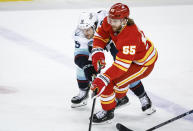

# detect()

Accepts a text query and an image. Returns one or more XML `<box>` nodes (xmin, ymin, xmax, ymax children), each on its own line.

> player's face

<box><xmin>82</xmin><ymin>27</ymin><xmax>94</xmax><ymax>39</ymax></box>
<box><xmin>108</xmin><ymin>17</ymin><xmax>126</xmax><ymax>32</ymax></box>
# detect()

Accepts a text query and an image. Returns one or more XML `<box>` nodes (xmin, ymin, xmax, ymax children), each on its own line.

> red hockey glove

<box><xmin>91</xmin><ymin>74</ymin><xmax>110</xmax><ymax>98</ymax></box>
<box><xmin>91</xmin><ymin>48</ymin><xmax>106</xmax><ymax>73</ymax></box>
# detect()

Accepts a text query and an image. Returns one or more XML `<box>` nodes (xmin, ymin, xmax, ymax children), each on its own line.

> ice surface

<box><xmin>0</xmin><ymin>4</ymin><xmax>193</xmax><ymax>131</ymax></box>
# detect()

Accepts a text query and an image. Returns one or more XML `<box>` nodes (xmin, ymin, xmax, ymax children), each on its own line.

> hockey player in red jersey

<box><xmin>90</xmin><ymin>3</ymin><xmax>158</xmax><ymax>123</ymax></box>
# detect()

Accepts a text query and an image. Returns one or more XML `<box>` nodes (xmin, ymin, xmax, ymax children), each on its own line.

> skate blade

<box><xmin>144</xmin><ymin>107</ymin><xmax>156</xmax><ymax>115</ymax></box>
<box><xmin>71</xmin><ymin>100</ymin><xmax>87</xmax><ymax>108</ymax></box>
<box><xmin>92</xmin><ymin>119</ymin><xmax>113</xmax><ymax>125</ymax></box>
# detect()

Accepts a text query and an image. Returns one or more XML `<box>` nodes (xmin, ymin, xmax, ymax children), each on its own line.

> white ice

<box><xmin>0</xmin><ymin>4</ymin><xmax>193</xmax><ymax>131</ymax></box>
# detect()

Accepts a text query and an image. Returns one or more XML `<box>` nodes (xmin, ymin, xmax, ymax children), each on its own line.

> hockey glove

<box><xmin>83</xmin><ymin>64</ymin><xmax>97</xmax><ymax>81</ymax></box>
<box><xmin>91</xmin><ymin>74</ymin><xmax>110</xmax><ymax>98</ymax></box>
<box><xmin>91</xmin><ymin>48</ymin><xmax>106</xmax><ymax>73</ymax></box>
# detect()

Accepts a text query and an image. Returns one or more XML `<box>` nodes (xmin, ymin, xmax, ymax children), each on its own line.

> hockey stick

<box><xmin>88</xmin><ymin>62</ymin><xmax>102</xmax><ymax>131</ymax></box>
<box><xmin>116</xmin><ymin>123</ymin><xmax>133</xmax><ymax>131</ymax></box>
<box><xmin>88</xmin><ymin>93</ymin><xmax>97</xmax><ymax>131</ymax></box>
<box><xmin>116</xmin><ymin>109</ymin><xmax>193</xmax><ymax>131</ymax></box>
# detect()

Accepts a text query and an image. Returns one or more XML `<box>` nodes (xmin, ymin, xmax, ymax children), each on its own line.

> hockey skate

<box><xmin>140</xmin><ymin>94</ymin><xmax>156</xmax><ymax>115</ymax></box>
<box><xmin>116</xmin><ymin>96</ymin><xmax>129</xmax><ymax>109</ymax></box>
<box><xmin>91</xmin><ymin>109</ymin><xmax>115</xmax><ymax>124</ymax></box>
<box><xmin>71</xmin><ymin>89</ymin><xmax>89</xmax><ymax>108</ymax></box>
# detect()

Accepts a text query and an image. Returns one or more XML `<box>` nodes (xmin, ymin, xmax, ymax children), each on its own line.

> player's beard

<box><xmin>112</xmin><ymin>25</ymin><xmax>122</xmax><ymax>32</ymax></box>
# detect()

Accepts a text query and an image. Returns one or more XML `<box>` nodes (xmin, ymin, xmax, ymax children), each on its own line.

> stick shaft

<box><xmin>116</xmin><ymin>109</ymin><xmax>193</xmax><ymax>131</ymax></box>
<box><xmin>88</xmin><ymin>62</ymin><xmax>102</xmax><ymax>131</ymax></box>
<box><xmin>88</xmin><ymin>98</ymin><xmax>96</xmax><ymax>131</ymax></box>
<box><xmin>146</xmin><ymin>109</ymin><xmax>193</xmax><ymax>131</ymax></box>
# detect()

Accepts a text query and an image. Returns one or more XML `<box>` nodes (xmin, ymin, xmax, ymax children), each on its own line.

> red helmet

<box><xmin>109</xmin><ymin>3</ymin><xmax>130</xmax><ymax>19</ymax></box>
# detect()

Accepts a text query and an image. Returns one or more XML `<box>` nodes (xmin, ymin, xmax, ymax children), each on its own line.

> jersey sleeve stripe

<box><xmin>144</xmin><ymin>49</ymin><xmax>158</xmax><ymax>66</ymax></box>
<box><xmin>115</xmin><ymin>60</ymin><xmax>131</xmax><ymax>68</ymax></box>
<box><xmin>134</xmin><ymin>47</ymin><xmax>157</xmax><ymax>66</ymax></box>
<box><xmin>114</xmin><ymin>89</ymin><xmax>128</xmax><ymax>94</ymax></box>
<box><xmin>93</xmin><ymin>36</ymin><xmax>108</xmax><ymax>43</ymax></box>
<box><xmin>100</xmin><ymin>93</ymin><xmax>115</xmax><ymax>101</ymax></box>
<box><xmin>117</xmin><ymin>67</ymin><xmax>148</xmax><ymax>87</ymax></box>
<box><xmin>137</xmin><ymin>44</ymin><xmax>154</xmax><ymax>63</ymax></box>
<box><xmin>114</xmin><ymin>86</ymin><xmax>129</xmax><ymax>94</ymax></box>
<box><xmin>100</xmin><ymin>97</ymin><xmax>116</xmax><ymax>104</ymax></box>
<box><xmin>113</xmin><ymin>62</ymin><xmax>128</xmax><ymax>72</ymax></box>
<box><xmin>101</xmin><ymin>92</ymin><xmax>114</xmax><ymax>98</ymax></box>
<box><xmin>116</xmin><ymin>56</ymin><xmax>132</xmax><ymax>64</ymax></box>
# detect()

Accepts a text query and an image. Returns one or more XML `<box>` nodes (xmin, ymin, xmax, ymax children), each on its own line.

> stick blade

<box><xmin>116</xmin><ymin>123</ymin><xmax>133</xmax><ymax>131</ymax></box>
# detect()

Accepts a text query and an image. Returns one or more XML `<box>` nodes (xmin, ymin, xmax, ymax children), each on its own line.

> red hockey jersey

<box><xmin>93</xmin><ymin>17</ymin><xmax>158</xmax><ymax>81</ymax></box>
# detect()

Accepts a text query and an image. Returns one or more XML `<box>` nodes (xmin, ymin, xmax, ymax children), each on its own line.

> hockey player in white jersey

<box><xmin>71</xmin><ymin>11</ymin><xmax>110</xmax><ymax>108</ymax></box>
